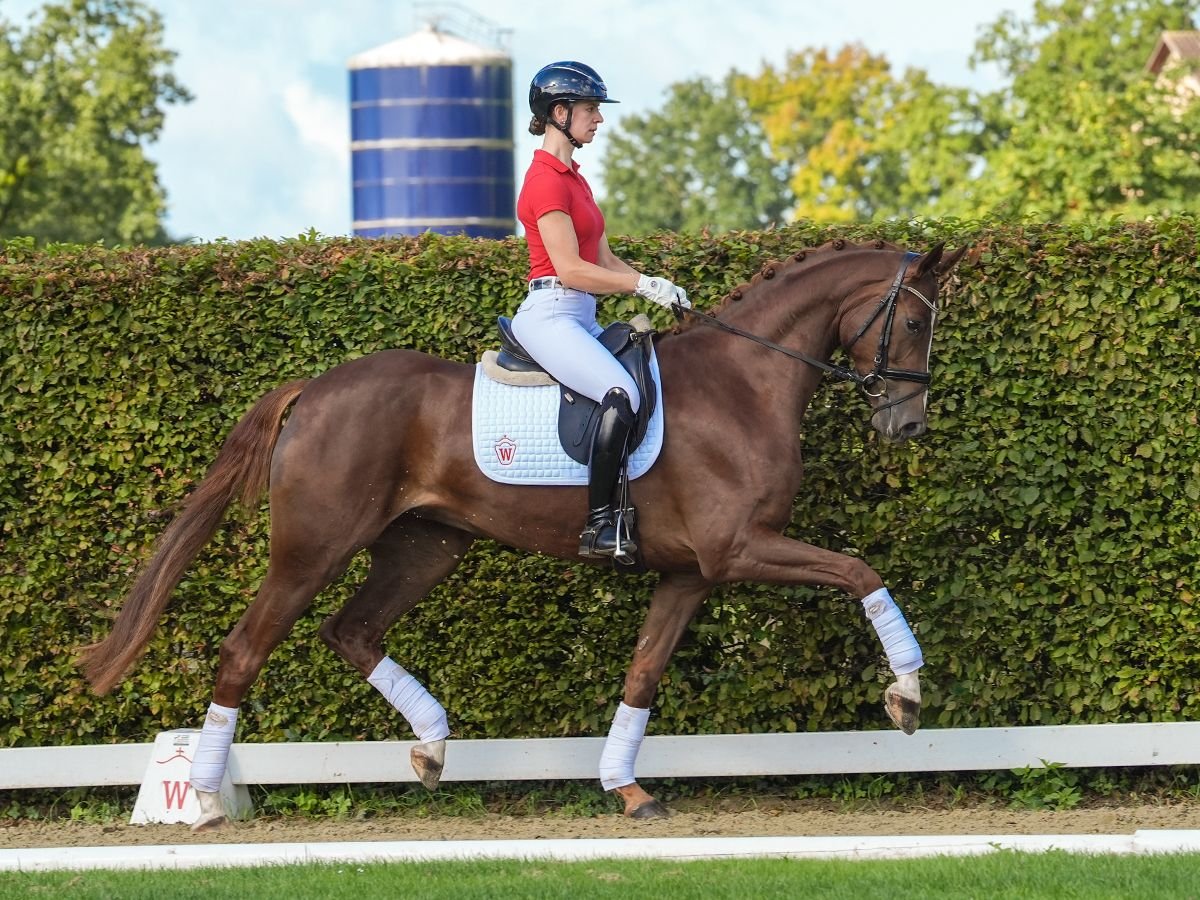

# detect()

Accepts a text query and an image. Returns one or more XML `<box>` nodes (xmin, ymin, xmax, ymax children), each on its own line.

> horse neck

<box><xmin>649</xmin><ymin>258</ymin><xmax>841</xmax><ymax>441</ymax></box>
<box><xmin>716</xmin><ymin>254</ymin><xmax>862</xmax><ymax>385</ymax></box>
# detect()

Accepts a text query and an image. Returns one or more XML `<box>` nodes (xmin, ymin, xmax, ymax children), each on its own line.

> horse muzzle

<box><xmin>867</xmin><ymin>382</ymin><xmax>929</xmax><ymax>443</ymax></box>
<box><xmin>871</xmin><ymin>408</ymin><xmax>926</xmax><ymax>443</ymax></box>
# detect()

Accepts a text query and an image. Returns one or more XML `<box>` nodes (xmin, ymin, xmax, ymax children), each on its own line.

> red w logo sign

<box><xmin>494</xmin><ymin>436</ymin><xmax>517</xmax><ymax>466</ymax></box>
<box><xmin>163</xmin><ymin>780</ymin><xmax>192</xmax><ymax>809</ymax></box>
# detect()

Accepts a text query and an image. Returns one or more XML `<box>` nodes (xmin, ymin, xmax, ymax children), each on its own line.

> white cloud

<box><xmin>283</xmin><ymin>82</ymin><xmax>348</xmax><ymax>161</ymax></box>
<box><xmin>282</xmin><ymin>81</ymin><xmax>351</xmax><ymax>233</ymax></box>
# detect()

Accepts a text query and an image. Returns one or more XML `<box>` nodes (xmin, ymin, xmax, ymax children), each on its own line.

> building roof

<box><xmin>348</xmin><ymin>24</ymin><xmax>509</xmax><ymax>70</ymax></box>
<box><xmin>1145</xmin><ymin>30</ymin><xmax>1200</xmax><ymax>73</ymax></box>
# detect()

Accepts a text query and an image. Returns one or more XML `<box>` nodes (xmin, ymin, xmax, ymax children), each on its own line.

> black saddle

<box><xmin>495</xmin><ymin>316</ymin><xmax>657</xmax><ymax>465</ymax></box>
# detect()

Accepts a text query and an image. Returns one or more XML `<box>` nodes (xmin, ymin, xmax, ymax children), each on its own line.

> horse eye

<box><xmin>905</xmin><ymin>318</ymin><xmax>923</xmax><ymax>335</ymax></box>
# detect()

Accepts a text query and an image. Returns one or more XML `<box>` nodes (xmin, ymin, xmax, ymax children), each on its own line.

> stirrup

<box><xmin>579</xmin><ymin>519</ymin><xmax>637</xmax><ymax>562</ymax></box>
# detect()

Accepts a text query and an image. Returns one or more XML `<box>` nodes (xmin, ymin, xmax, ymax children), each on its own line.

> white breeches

<box><xmin>510</xmin><ymin>286</ymin><xmax>641</xmax><ymax>412</ymax></box>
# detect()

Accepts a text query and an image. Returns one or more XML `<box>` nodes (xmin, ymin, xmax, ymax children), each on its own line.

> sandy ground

<box><xmin>5</xmin><ymin>798</ymin><xmax>1200</xmax><ymax>849</ymax></box>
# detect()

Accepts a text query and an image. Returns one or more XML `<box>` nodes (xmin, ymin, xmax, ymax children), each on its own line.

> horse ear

<box><xmin>912</xmin><ymin>243</ymin><xmax>968</xmax><ymax>280</ymax></box>
<box><xmin>934</xmin><ymin>245</ymin><xmax>968</xmax><ymax>277</ymax></box>
<box><xmin>911</xmin><ymin>242</ymin><xmax>945</xmax><ymax>279</ymax></box>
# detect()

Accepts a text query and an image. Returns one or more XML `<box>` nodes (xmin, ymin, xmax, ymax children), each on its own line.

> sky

<box><xmin>5</xmin><ymin>0</ymin><xmax>1037</xmax><ymax>242</ymax></box>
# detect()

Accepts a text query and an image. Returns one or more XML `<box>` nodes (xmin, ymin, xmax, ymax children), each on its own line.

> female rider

<box><xmin>511</xmin><ymin>60</ymin><xmax>690</xmax><ymax>563</ymax></box>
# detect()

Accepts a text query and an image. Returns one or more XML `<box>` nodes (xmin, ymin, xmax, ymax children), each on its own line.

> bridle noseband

<box><xmin>674</xmin><ymin>251</ymin><xmax>938</xmax><ymax>406</ymax></box>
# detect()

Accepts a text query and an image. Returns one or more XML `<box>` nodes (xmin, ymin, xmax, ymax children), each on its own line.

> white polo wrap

<box><xmin>190</xmin><ymin>702</ymin><xmax>239</xmax><ymax>793</ymax></box>
<box><xmin>862</xmin><ymin>587</ymin><xmax>923</xmax><ymax>675</ymax></box>
<box><xmin>368</xmin><ymin>657</ymin><xmax>450</xmax><ymax>743</ymax></box>
<box><xmin>598</xmin><ymin>702</ymin><xmax>650</xmax><ymax>790</ymax></box>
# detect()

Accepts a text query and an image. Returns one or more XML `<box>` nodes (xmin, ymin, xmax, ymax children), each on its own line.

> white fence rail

<box><xmin>3</xmin><ymin>723</ymin><xmax>1198</xmax><ymax>791</ymax></box>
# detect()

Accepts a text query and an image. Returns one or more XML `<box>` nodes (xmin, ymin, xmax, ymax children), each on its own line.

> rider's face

<box><xmin>554</xmin><ymin>100</ymin><xmax>604</xmax><ymax>144</ymax></box>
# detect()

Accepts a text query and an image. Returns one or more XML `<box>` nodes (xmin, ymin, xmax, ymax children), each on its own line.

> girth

<box><xmin>494</xmin><ymin>316</ymin><xmax>658</xmax><ymax>465</ymax></box>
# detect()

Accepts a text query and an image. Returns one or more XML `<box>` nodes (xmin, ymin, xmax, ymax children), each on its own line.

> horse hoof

<box><xmin>884</xmin><ymin>675</ymin><xmax>921</xmax><ymax>735</ymax></box>
<box><xmin>190</xmin><ymin>813</ymin><xmax>228</xmax><ymax>833</ymax></box>
<box><xmin>191</xmin><ymin>789</ymin><xmax>228</xmax><ymax>832</ymax></box>
<box><xmin>410</xmin><ymin>739</ymin><xmax>446</xmax><ymax>791</ymax></box>
<box><xmin>628</xmin><ymin>798</ymin><xmax>670</xmax><ymax>820</ymax></box>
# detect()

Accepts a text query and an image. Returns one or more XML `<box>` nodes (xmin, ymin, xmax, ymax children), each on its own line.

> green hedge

<box><xmin>1</xmin><ymin>219</ymin><xmax>1198</xmax><ymax>749</ymax></box>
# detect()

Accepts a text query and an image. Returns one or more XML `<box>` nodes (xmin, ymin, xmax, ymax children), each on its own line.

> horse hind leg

<box><xmin>317</xmin><ymin>516</ymin><xmax>474</xmax><ymax>792</ymax></box>
<box><xmin>190</xmin><ymin>540</ymin><xmax>357</xmax><ymax>832</ymax></box>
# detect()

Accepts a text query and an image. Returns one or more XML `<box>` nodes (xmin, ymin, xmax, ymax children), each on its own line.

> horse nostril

<box><xmin>900</xmin><ymin>421</ymin><xmax>925</xmax><ymax>440</ymax></box>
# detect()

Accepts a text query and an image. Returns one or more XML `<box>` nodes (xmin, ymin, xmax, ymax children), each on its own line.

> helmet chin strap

<box><xmin>551</xmin><ymin>102</ymin><xmax>582</xmax><ymax>149</ymax></box>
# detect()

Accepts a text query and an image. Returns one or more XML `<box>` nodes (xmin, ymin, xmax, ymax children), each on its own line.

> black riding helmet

<box><xmin>528</xmin><ymin>61</ymin><xmax>619</xmax><ymax>148</ymax></box>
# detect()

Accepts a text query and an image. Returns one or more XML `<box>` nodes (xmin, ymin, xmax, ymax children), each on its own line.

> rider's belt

<box><xmin>528</xmin><ymin>277</ymin><xmax>564</xmax><ymax>291</ymax></box>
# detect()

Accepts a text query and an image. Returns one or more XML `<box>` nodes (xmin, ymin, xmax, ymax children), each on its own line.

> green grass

<box><xmin>2</xmin><ymin>852</ymin><xmax>1199</xmax><ymax>899</ymax></box>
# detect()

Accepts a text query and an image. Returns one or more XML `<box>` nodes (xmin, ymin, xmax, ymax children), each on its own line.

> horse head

<box><xmin>840</xmin><ymin>242</ymin><xmax>967</xmax><ymax>442</ymax></box>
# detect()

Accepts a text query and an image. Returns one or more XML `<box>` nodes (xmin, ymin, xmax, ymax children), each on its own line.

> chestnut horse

<box><xmin>80</xmin><ymin>239</ymin><xmax>965</xmax><ymax>829</ymax></box>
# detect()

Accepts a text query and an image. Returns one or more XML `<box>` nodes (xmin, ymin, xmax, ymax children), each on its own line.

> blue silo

<box><xmin>349</xmin><ymin>24</ymin><xmax>515</xmax><ymax>239</ymax></box>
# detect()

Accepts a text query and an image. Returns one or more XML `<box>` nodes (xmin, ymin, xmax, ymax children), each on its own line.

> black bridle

<box><xmin>844</xmin><ymin>250</ymin><xmax>938</xmax><ymax>411</ymax></box>
<box><xmin>673</xmin><ymin>251</ymin><xmax>937</xmax><ymax>406</ymax></box>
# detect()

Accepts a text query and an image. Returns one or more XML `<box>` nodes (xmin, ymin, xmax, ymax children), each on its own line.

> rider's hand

<box><xmin>635</xmin><ymin>273</ymin><xmax>690</xmax><ymax>310</ymax></box>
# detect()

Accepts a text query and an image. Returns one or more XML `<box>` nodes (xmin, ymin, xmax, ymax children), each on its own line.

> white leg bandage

<box><xmin>863</xmin><ymin>587</ymin><xmax>923</xmax><ymax>676</ymax></box>
<box><xmin>598</xmin><ymin>702</ymin><xmax>650</xmax><ymax>790</ymax></box>
<box><xmin>190</xmin><ymin>702</ymin><xmax>239</xmax><ymax>793</ymax></box>
<box><xmin>368</xmin><ymin>657</ymin><xmax>450</xmax><ymax>743</ymax></box>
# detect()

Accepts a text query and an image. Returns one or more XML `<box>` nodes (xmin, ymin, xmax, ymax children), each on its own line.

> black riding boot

<box><xmin>578</xmin><ymin>388</ymin><xmax>636</xmax><ymax>560</ymax></box>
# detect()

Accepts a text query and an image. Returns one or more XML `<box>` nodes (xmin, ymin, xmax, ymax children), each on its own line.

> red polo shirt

<box><xmin>517</xmin><ymin>149</ymin><xmax>605</xmax><ymax>280</ymax></box>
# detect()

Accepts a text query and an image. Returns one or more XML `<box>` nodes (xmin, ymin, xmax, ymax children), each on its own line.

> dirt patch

<box><xmin>5</xmin><ymin>798</ymin><xmax>1199</xmax><ymax>849</ymax></box>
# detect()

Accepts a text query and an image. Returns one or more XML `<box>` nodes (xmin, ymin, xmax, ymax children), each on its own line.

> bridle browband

<box><xmin>673</xmin><ymin>251</ymin><xmax>938</xmax><ymax>404</ymax></box>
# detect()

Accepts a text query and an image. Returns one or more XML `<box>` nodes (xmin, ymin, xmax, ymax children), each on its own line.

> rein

<box><xmin>672</xmin><ymin>305</ymin><xmax>866</xmax><ymax>386</ymax></box>
<box><xmin>673</xmin><ymin>251</ymin><xmax>936</xmax><ymax>400</ymax></box>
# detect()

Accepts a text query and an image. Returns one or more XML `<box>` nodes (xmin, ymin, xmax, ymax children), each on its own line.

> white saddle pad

<box><xmin>471</xmin><ymin>351</ymin><xmax>664</xmax><ymax>485</ymax></box>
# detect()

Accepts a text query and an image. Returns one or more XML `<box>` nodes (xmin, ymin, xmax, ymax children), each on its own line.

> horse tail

<box><xmin>79</xmin><ymin>379</ymin><xmax>309</xmax><ymax>695</ymax></box>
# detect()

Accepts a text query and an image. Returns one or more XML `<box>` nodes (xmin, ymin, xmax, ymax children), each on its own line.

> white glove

<box><xmin>635</xmin><ymin>273</ymin><xmax>691</xmax><ymax>310</ymax></box>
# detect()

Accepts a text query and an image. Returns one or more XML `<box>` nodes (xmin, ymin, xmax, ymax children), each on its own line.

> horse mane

<box><xmin>663</xmin><ymin>238</ymin><xmax>903</xmax><ymax>336</ymax></box>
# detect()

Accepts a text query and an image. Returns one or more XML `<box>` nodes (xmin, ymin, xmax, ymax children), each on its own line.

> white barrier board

<box><xmin>3</xmin><ymin>723</ymin><xmax>1199</xmax><ymax>791</ymax></box>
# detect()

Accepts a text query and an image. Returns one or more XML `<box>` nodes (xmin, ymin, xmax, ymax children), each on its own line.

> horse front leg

<box><xmin>869</xmin><ymin>587</ymin><xmax>923</xmax><ymax>735</ymax></box>
<box><xmin>603</xmin><ymin>572</ymin><xmax>713</xmax><ymax>819</ymax></box>
<box><xmin>706</xmin><ymin>526</ymin><xmax>923</xmax><ymax>735</ymax></box>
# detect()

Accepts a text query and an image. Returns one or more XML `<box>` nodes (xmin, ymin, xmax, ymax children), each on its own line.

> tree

<box><xmin>603</xmin><ymin>1</ymin><xmax>1200</xmax><ymax>228</ymax></box>
<box><xmin>599</xmin><ymin>75</ymin><xmax>791</xmax><ymax>236</ymax></box>
<box><xmin>972</xmin><ymin>0</ymin><xmax>1196</xmax><ymax>92</ymax></box>
<box><xmin>0</xmin><ymin>0</ymin><xmax>190</xmax><ymax>245</ymax></box>
<box><xmin>954</xmin><ymin>0</ymin><xmax>1200</xmax><ymax>220</ymax></box>
<box><xmin>734</xmin><ymin>45</ymin><xmax>987</xmax><ymax>222</ymax></box>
